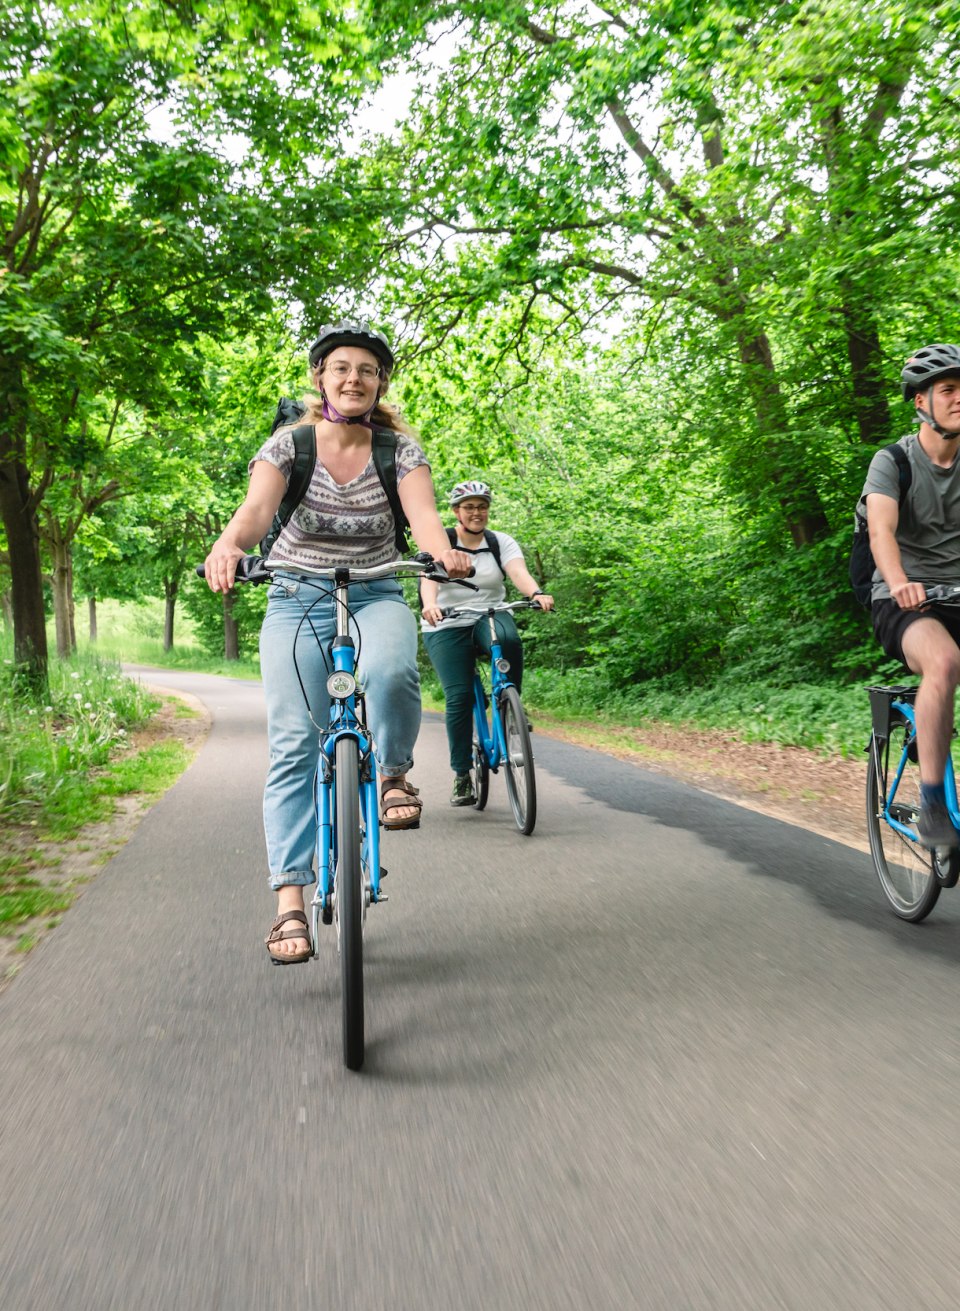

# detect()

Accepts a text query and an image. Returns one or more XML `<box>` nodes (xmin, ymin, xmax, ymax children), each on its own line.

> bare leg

<box><xmin>901</xmin><ymin>617</ymin><xmax>960</xmax><ymax>784</ymax></box>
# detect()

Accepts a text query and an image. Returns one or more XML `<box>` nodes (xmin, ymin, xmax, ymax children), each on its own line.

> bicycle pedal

<box><xmin>379</xmin><ymin>866</ymin><xmax>389</xmax><ymax>879</ymax></box>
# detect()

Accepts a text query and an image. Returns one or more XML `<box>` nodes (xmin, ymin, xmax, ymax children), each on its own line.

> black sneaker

<box><xmin>917</xmin><ymin>802</ymin><xmax>960</xmax><ymax>850</ymax></box>
<box><xmin>450</xmin><ymin>773</ymin><xmax>476</xmax><ymax>807</ymax></box>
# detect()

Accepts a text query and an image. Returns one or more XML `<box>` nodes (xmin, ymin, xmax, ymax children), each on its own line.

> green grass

<box><xmin>1</xmin><ymin>635</ymin><xmax>198</xmax><ymax>945</ymax></box>
<box><xmin>75</xmin><ymin>598</ymin><xmax>261</xmax><ymax>678</ymax></box>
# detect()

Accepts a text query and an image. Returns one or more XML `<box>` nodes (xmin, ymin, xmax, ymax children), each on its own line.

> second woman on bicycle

<box><xmin>204</xmin><ymin>320</ymin><xmax>469</xmax><ymax>962</ymax></box>
<box><xmin>420</xmin><ymin>481</ymin><xmax>554</xmax><ymax>806</ymax></box>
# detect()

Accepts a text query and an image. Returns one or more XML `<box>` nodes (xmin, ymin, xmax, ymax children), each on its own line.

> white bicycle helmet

<box><xmin>308</xmin><ymin>320</ymin><xmax>394</xmax><ymax>372</ymax></box>
<box><xmin>449</xmin><ymin>480</ymin><xmax>493</xmax><ymax>506</ymax></box>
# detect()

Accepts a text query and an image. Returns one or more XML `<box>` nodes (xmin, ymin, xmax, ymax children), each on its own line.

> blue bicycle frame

<box><xmin>879</xmin><ymin>697</ymin><xmax>960</xmax><ymax>840</ymax></box>
<box><xmin>314</xmin><ymin>580</ymin><xmax>383</xmax><ymax>934</ymax></box>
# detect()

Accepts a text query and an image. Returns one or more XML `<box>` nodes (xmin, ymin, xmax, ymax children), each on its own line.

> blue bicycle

<box><xmin>208</xmin><ymin>553</ymin><xmax>459</xmax><ymax>1069</ymax></box>
<box><xmin>866</xmin><ymin>584</ymin><xmax>960</xmax><ymax>921</ymax></box>
<box><xmin>440</xmin><ymin>599</ymin><xmax>543</xmax><ymax>836</ymax></box>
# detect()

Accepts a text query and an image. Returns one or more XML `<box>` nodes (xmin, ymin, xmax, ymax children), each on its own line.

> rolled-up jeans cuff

<box><xmin>380</xmin><ymin>760</ymin><xmax>414</xmax><ymax>778</ymax></box>
<box><xmin>269</xmin><ymin>869</ymin><xmax>315</xmax><ymax>891</ymax></box>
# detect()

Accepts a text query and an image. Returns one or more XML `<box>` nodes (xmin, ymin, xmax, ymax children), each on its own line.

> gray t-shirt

<box><xmin>250</xmin><ymin>426</ymin><xmax>429</xmax><ymax>570</ymax></box>
<box><xmin>861</xmin><ymin>431</ymin><xmax>960</xmax><ymax>600</ymax></box>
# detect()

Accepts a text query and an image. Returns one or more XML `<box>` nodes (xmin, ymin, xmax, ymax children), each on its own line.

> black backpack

<box><xmin>260</xmin><ymin>398</ymin><xmax>410</xmax><ymax>558</ymax></box>
<box><xmin>850</xmin><ymin>442</ymin><xmax>912</xmax><ymax>606</ymax></box>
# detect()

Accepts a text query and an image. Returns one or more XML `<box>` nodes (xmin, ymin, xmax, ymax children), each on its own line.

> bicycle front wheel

<box><xmin>499</xmin><ymin>686</ymin><xmax>536</xmax><ymax>835</ymax></box>
<box><xmin>866</xmin><ymin>719</ymin><xmax>942</xmax><ymax>922</ymax></box>
<box><xmin>335</xmin><ymin>736</ymin><xmax>364</xmax><ymax>1070</ymax></box>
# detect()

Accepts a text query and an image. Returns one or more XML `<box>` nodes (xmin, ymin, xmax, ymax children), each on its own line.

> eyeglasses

<box><xmin>325</xmin><ymin>362</ymin><xmax>382</xmax><ymax>381</ymax></box>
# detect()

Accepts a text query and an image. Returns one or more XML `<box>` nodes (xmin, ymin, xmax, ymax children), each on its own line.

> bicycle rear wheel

<box><xmin>335</xmin><ymin>736</ymin><xmax>364</xmax><ymax>1070</ymax></box>
<box><xmin>866</xmin><ymin>717</ymin><xmax>944</xmax><ymax>922</ymax></box>
<box><xmin>499</xmin><ymin>685</ymin><xmax>536</xmax><ymax>835</ymax></box>
<box><xmin>472</xmin><ymin>733</ymin><xmax>490</xmax><ymax>810</ymax></box>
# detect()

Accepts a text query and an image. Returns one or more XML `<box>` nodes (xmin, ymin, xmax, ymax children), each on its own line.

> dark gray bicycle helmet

<box><xmin>308</xmin><ymin>319</ymin><xmax>395</xmax><ymax>372</ymax></box>
<box><xmin>901</xmin><ymin>343</ymin><xmax>960</xmax><ymax>400</ymax></box>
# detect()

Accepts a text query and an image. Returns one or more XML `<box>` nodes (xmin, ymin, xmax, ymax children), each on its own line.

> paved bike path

<box><xmin>2</xmin><ymin>668</ymin><xmax>960</xmax><ymax>1310</ymax></box>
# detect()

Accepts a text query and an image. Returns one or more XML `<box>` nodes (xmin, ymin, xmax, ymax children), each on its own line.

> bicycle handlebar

<box><xmin>439</xmin><ymin>599</ymin><xmax>548</xmax><ymax>620</ymax></box>
<box><xmin>923</xmin><ymin>584</ymin><xmax>960</xmax><ymax>605</ymax></box>
<box><xmin>196</xmin><ymin>553</ymin><xmax>477</xmax><ymax>588</ymax></box>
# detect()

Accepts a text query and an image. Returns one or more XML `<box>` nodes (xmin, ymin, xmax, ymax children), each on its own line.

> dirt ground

<box><xmin>1</xmin><ymin>692</ymin><xmax>869</xmax><ymax>990</ymax></box>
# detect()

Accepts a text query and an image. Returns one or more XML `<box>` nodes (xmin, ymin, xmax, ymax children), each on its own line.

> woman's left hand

<box><xmin>532</xmin><ymin>592</ymin><xmax>556</xmax><ymax>611</ymax></box>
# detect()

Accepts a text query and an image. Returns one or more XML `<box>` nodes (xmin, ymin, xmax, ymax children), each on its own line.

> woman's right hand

<box><xmin>422</xmin><ymin>605</ymin><xmax>444</xmax><ymax>627</ymax></box>
<box><xmin>203</xmin><ymin>541</ymin><xmax>248</xmax><ymax>593</ymax></box>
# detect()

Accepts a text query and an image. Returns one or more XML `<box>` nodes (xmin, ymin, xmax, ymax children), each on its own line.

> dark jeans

<box><xmin>423</xmin><ymin>613</ymin><xmax>523</xmax><ymax>775</ymax></box>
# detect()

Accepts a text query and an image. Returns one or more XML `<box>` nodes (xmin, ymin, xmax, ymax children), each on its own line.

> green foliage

<box><xmin>0</xmin><ymin>647</ymin><xmax>160</xmax><ymax>833</ymax></box>
<box><xmin>181</xmin><ymin>575</ymin><xmax>268</xmax><ymax>660</ymax></box>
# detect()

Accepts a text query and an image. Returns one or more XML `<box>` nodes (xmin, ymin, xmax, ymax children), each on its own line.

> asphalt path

<box><xmin>3</xmin><ymin>667</ymin><xmax>960</xmax><ymax>1309</ymax></box>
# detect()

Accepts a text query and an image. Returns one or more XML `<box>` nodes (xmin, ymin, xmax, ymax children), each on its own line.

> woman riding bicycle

<box><xmin>204</xmin><ymin>320</ymin><xmax>469</xmax><ymax>962</ymax></box>
<box><xmin>420</xmin><ymin>481</ymin><xmax>554</xmax><ymax>806</ymax></box>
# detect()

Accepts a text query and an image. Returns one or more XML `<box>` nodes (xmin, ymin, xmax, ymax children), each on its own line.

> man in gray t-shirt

<box><xmin>865</xmin><ymin>344</ymin><xmax>960</xmax><ymax>849</ymax></box>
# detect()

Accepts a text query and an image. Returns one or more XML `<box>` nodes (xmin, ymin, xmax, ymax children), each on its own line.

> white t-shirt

<box><xmin>421</xmin><ymin>531</ymin><xmax>524</xmax><ymax>631</ymax></box>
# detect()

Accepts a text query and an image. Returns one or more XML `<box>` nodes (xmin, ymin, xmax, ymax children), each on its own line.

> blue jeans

<box><xmin>259</xmin><ymin>574</ymin><xmax>421</xmax><ymax>889</ymax></box>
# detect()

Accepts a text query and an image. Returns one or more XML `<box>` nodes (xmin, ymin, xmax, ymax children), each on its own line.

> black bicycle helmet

<box><xmin>308</xmin><ymin>319</ymin><xmax>395</xmax><ymax>373</ymax></box>
<box><xmin>901</xmin><ymin>344</ymin><xmax>960</xmax><ymax>400</ymax></box>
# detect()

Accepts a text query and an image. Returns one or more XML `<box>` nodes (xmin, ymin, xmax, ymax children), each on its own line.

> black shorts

<box><xmin>872</xmin><ymin>598</ymin><xmax>960</xmax><ymax>667</ymax></box>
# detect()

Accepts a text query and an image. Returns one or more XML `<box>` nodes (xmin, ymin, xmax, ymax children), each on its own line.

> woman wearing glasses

<box><xmin>204</xmin><ymin>320</ymin><xmax>469</xmax><ymax>962</ymax></box>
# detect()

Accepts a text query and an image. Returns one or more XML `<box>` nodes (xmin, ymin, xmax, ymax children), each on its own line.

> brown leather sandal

<box><xmin>265</xmin><ymin>909</ymin><xmax>312</xmax><ymax>965</ymax></box>
<box><xmin>380</xmin><ymin>777</ymin><xmax>423</xmax><ymax>831</ymax></box>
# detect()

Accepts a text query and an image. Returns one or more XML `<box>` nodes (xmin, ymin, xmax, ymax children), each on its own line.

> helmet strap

<box><xmin>917</xmin><ymin>392</ymin><xmax>960</xmax><ymax>441</ymax></box>
<box><xmin>318</xmin><ymin>387</ymin><xmax>377</xmax><ymax>426</ymax></box>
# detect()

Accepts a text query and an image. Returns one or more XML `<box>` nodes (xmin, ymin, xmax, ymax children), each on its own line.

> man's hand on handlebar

<box><xmin>891</xmin><ymin>580</ymin><xmax>929</xmax><ymax>610</ymax></box>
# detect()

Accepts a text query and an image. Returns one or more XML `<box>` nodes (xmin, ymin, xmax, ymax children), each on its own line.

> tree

<box><xmin>361</xmin><ymin>0</ymin><xmax>960</xmax><ymax>548</ymax></box>
<box><xmin>0</xmin><ymin>0</ymin><xmax>382</xmax><ymax>685</ymax></box>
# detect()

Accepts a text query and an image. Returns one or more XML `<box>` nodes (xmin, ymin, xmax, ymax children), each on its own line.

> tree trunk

<box><xmin>0</xmin><ymin>371</ymin><xmax>48</xmax><ymax>687</ymax></box>
<box><xmin>48</xmin><ymin>526</ymin><xmax>77</xmax><ymax>659</ymax></box>
<box><xmin>738</xmin><ymin>330</ymin><xmax>830</xmax><ymax>547</ymax></box>
<box><xmin>222</xmin><ymin>590</ymin><xmax>239</xmax><ymax>660</ymax></box>
<box><xmin>842</xmin><ymin>306</ymin><xmax>892</xmax><ymax>445</ymax></box>
<box><xmin>1</xmin><ymin>591</ymin><xmax>12</xmax><ymax>630</ymax></box>
<box><xmin>88</xmin><ymin>596</ymin><xmax>98</xmax><ymax>643</ymax></box>
<box><xmin>163</xmin><ymin>578</ymin><xmax>178</xmax><ymax>652</ymax></box>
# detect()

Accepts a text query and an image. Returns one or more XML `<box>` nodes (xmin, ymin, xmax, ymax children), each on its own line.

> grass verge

<box><xmin>1</xmin><ymin>645</ymin><xmax>200</xmax><ymax>965</ymax></box>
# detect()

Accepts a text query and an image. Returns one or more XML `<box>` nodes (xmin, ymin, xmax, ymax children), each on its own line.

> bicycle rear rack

<box><xmin>868</xmin><ymin>683</ymin><xmax>918</xmax><ymax>742</ymax></box>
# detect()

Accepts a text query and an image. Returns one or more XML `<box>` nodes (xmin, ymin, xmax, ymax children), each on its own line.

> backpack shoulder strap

<box><xmin>483</xmin><ymin>529</ymin><xmax>506</xmax><ymax>576</ymax></box>
<box><xmin>889</xmin><ymin>442</ymin><xmax>912</xmax><ymax>501</ymax></box>
<box><xmin>371</xmin><ymin>428</ymin><xmax>410</xmax><ymax>556</ymax></box>
<box><xmin>260</xmin><ymin>424</ymin><xmax>316</xmax><ymax>557</ymax></box>
<box><xmin>279</xmin><ymin>425</ymin><xmax>316</xmax><ymax>525</ymax></box>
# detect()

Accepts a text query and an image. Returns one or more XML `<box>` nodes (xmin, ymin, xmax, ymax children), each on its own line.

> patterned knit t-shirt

<box><xmin>250</xmin><ymin>426</ymin><xmax>429</xmax><ymax>570</ymax></box>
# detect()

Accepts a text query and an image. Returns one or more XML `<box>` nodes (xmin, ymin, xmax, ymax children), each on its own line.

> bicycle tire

<box><xmin>499</xmin><ymin>685</ymin><xmax>536</xmax><ymax>835</ymax></box>
<box><xmin>472</xmin><ymin>733</ymin><xmax>490</xmax><ymax>810</ymax></box>
<box><xmin>335</xmin><ymin>736</ymin><xmax>364</xmax><ymax>1070</ymax></box>
<box><xmin>866</xmin><ymin>717</ymin><xmax>943</xmax><ymax>922</ymax></box>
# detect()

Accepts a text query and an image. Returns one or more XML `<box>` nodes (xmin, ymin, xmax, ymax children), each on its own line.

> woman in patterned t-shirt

<box><xmin>204</xmin><ymin>321</ymin><xmax>469</xmax><ymax>963</ymax></box>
